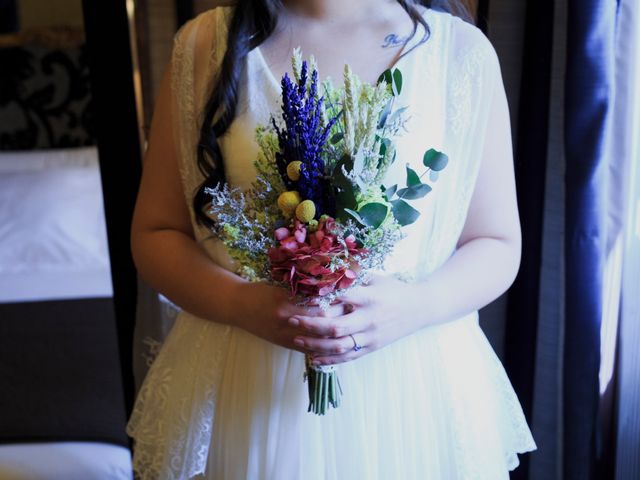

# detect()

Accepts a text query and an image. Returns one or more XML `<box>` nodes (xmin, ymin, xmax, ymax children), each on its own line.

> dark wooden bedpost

<box><xmin>81</xmin><ymin>0</ymin><xmax>141</xmax><ymax>423</ymax></box>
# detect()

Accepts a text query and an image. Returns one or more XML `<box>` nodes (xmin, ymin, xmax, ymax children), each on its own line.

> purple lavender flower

<box><xmin>271</xmin><ymin>61</ymin><xmax>338</xmax><ymax>217</ymax></box>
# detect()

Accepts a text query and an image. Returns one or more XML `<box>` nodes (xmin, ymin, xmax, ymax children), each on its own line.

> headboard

<box><xmin>0</xmin><ymin>26</ymin><xmax>95</xmax><ymax>150</ymax></box>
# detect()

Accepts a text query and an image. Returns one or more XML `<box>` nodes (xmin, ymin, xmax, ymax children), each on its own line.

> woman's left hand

<box><xmin>287</xmin><ymin>273</ymin><xmax>425</xmax><ymax>366</ymax></box>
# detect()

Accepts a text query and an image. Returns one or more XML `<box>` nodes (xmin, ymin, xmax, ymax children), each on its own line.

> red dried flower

<box><xmin>268</xmin><ymin>217</ymin><xmax>365</xmax><ymax>297</ymax></box>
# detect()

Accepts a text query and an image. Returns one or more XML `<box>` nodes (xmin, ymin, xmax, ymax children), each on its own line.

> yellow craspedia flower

<box><xmin>277</xmin><ymin>190</ymin><xmax>301</xmax><ymax>216</ymax></box>
<box><xmin>295</xmin><ymin>199</ymin><xmax>316</xmax><ymax>223</ymax></box>
<box><xmin>286</xmin><ymin>161</ymin><xmax>303</xmax><ymax>181</ymax></box>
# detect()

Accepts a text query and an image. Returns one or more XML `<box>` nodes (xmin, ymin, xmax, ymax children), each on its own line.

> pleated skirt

<box><xmin>126</xmin><ymin>309</ymin><xmax>537</xmax><ymax>480</ymax></box>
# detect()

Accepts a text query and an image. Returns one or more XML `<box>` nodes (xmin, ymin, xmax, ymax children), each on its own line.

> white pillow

<box><xmin>0</xmin><ymin>147</ymin><xmax>111</xmax><ymax>273</ymax></box>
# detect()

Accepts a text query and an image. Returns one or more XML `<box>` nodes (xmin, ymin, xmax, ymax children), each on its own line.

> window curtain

<box><xmin>488</xmin><ymin>0</ymin><xmax>639</xmax><ymax>478</ymax></box>
<box><xmin>612</xmin><ymin>1</ymin><xmax>640</xmax><ymax>479</ymax></box>
<box><xmin>563</xmin><ymin>0</ymin><xmax>619</xmax><ymax>479</ymax></box>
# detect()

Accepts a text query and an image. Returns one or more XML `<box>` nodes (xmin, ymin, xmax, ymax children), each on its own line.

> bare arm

<box><xmin>130</xmin><ymin>56</ymin><xmax>246</xmax><ymax>326</ymax></box>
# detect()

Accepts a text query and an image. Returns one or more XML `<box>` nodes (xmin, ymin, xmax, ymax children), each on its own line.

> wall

<box><xmin>18</xmin><ymin>0</ymin><xmax>83</xmax><ymax>29</ymax></box>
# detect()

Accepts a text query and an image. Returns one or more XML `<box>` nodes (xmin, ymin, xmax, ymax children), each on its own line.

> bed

<box><xmin>0</xmin><ymin>146</ymin><xmax>113</xmax><ymax>303</ymax></box>
<box><xmin>0</xmin><ymin>21</ymin><xmax>137</xmax><ymax>478</ymax></box>
<box><xmin>0</xmin><ymin>146</ymin><xmax>132</xmax><ymax>479</ymax></box>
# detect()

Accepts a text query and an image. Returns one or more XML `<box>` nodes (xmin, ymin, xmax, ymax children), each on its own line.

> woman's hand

<box><xmin>231</xmin><ymin>281</ymin><xmax>346</xmax><ymax>354</ymax></box>
<box><xmin>287</xmin><ymin>274</ymin><xmax>425</xmax><ymax>366</ymax></box>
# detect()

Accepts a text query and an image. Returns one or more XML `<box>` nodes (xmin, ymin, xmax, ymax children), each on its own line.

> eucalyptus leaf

<box><xmin>429</xmin><ymin>170</ymin><xmax>440</xmax><ymax>182</ymax></box>
<box><xmin>377</xmin><ymin>69</ymin><xmax>394</xmax><ymax>87</ymax></box>
<box><xmin>406</xmin><ymin>165</ymin><xmax>421</xmax><ymax>186</ymax></box>
<box><xmin>391</xmin><ymin>199</ymin><xmax>420</xmax><ymax>226</ymax></box>
<box><xmin>344</xmin><ymin>208</ymin><xmax>365</xmax><ymax>225</ymax></box>
<box><xmin>396</xmin><ymin>183</ymin><xmax>432</xmax><ymax>200</ymax></box>
<box><xmin>423</xmin><ymin>148</ymin><xmax>449</xmax><ymax>171</ymax></box>
<box><xmin>392</xmin><ymin>69</ymin><xmax>403</xmax><ymax>96</ymax></box>
<box><xmin>358</xmin><ymin>202</ymin><xmax>389</xmax><ymax>229</ymax></box>
<box><xmin>383</xmin><ymin>183</ymin><xmax>398</xmax><ymax>200</ymax></box>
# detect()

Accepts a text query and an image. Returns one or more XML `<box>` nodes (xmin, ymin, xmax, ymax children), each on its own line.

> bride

<box><xmin>126</xmin><ymin>0</ymin><xmax>537</xmax><ymax>478</ymax></box>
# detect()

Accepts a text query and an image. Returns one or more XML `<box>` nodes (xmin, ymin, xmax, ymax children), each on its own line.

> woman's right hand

<box><xmin>230</xmin><ymin>281</ymin><xmax>345</xmax><ymax>354</ymax></box>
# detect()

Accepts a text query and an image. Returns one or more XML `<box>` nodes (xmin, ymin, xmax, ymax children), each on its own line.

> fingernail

<box><xmin>288</xmin><ymin>317</ymin><xmax>300</xmax><ymax>327</ymax></box>
<box><xmin>293</xmin><ymin>337</ymin><xmax>304</xmax><ymax>347</ymax></box>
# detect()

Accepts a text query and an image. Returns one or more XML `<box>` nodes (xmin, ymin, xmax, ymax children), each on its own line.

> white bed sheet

<box><xmin>0</xmin><ymin>442</ymin><xmax>132</xmax><ymax>480</ymax></box>
<box><xmin>0</xmin><ymin>147</ymin><xmax>113</xmax><ymax>302</ymax></box>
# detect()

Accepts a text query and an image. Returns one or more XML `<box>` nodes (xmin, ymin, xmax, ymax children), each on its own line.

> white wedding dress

<box><xmin>126</xmin><ymin>6</ymin><xmax>537</xmax><ymax>479</ymax></box>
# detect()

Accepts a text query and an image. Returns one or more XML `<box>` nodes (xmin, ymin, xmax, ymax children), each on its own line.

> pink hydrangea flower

<box><xmin>268</xmin><ymin>217</ymin><xmax>365</xmax><ymax>297</ymax></box>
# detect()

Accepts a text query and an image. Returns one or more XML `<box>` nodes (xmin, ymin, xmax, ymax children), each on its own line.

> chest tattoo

<box><xmin>381</xmin><ymin>33</ymin><xmax>410</xmax><ymax>48</ymax></box>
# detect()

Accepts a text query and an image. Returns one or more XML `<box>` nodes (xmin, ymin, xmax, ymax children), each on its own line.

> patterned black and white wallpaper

<box><xmin>0</xmin><ymin>41</ymin><xmax>95</xmax><ymax>150</ymax></box>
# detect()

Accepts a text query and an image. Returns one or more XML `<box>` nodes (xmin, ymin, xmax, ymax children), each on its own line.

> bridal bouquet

<box><xmin>205</xmin><ymin>48</ymin><xmax>448</xmax><ymax>415</ymax></box>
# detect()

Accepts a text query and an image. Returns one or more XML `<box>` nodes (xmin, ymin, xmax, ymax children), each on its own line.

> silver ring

<box><xmin>349</xmin><ymin>334</ymin><xmax>363</xmax><ymax>352</ymax></box>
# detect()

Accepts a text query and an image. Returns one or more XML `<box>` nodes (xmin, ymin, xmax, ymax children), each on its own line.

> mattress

<box><xmin>0</xmin><ymin>147</ymin><xmax>113</xmax><ymax>302</ymax></box>
<box><xmin>0</xmin><ymin>442</ymin><xmax>133</xmax><ymax>480</ymax></box>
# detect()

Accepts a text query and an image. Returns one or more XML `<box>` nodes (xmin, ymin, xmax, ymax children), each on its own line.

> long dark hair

<box><xmin>193</xmin><ymin>0</ymin><xmax>474</xmax><ymax>229</ymax></box>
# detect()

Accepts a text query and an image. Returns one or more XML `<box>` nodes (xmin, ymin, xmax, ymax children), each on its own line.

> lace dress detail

<box><xmin>427</xmin><ymin>41</ymin><xmax>492</xmax><ymax>274</ymax></box>
<box><xmin>170</xmin><ymin>17</ymin><xmax>198</xmax><ymax>216</ymax></box>
<box><xmin>126</xmin><ymin>7</ymin><xmax>537</xmax><ymax>479</ymax></box>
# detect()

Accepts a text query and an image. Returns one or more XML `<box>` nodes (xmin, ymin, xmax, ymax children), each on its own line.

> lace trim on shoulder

<box><xmin>172</xmin><ymin>8</ymin><xmax>233</xmax><ymax>242</ymax></box>
<box><xmin>170</xmin><ymin>18</ymin><xmax>199</xmax><ymax>219</ymax></box>
<box><xmin>447</xmin><ymin>41</ymin><xmax>488</xmax><ymax>136</ymax></box>
<box><xmin>416</xmin><ymin>41</ymin><xmax>490</xmax><ymax>275</ymax></box>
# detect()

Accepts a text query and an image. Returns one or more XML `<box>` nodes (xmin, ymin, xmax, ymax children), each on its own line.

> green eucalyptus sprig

<box><xmin>383</xmin><ymin>148</ymin><xmax>449</xmax><ymax>226</ymax></box>
<box><xmin>334</xmin><ymin>66</ymin><xmax>449</xmax><ymax>229</ymax></box>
